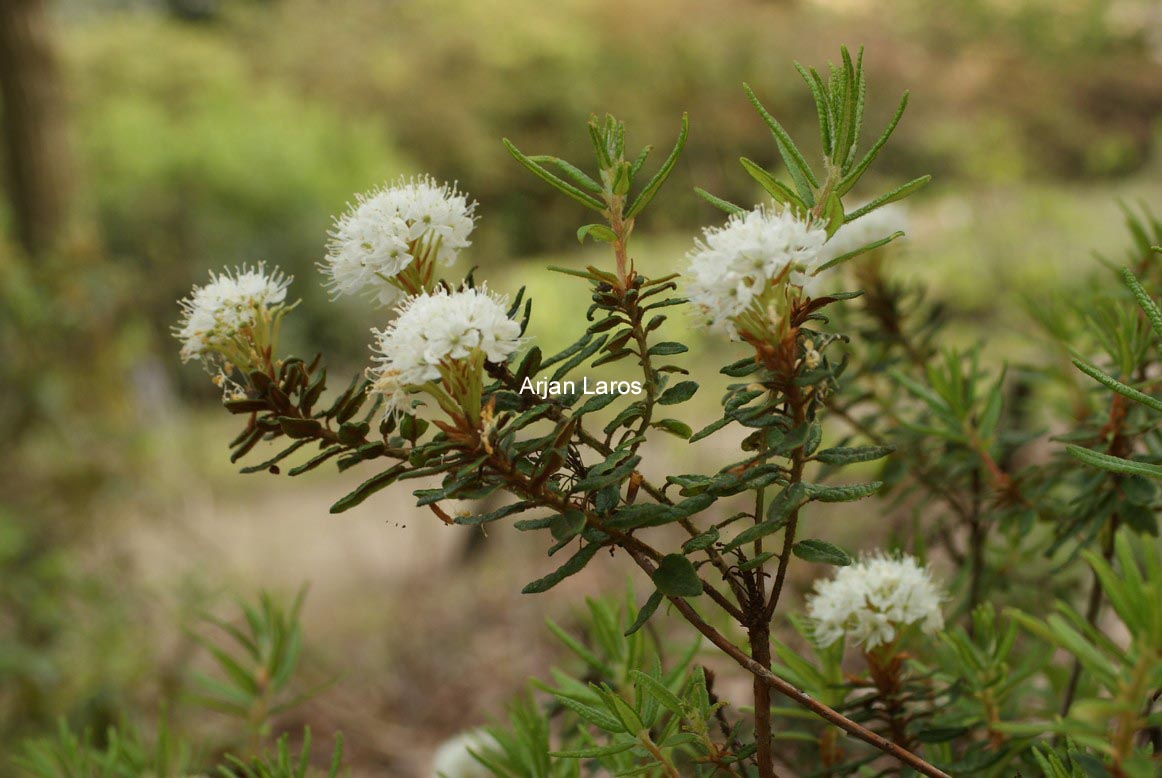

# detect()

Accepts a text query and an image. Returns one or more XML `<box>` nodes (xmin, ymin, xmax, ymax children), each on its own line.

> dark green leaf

<box><xmin>624</xmin><ymin>590</ymin><xmax>665</xmax><ymax>636</ymax></box>
<box><xmin>522</xmin><ymin>542</ymin><xmax>603</xmax><ymax>594</ymax></box>
<box><xmin>658</xmin><ymin>381</ymin><xmax>699</xmax><ymax>405</ymax></box>
<box><xmin>792</xmin><ymin>539</ymin><xmax>853</xmax><ymax>566</ymax></box>
<box><xmin>651</xmin><ymin>554</ymin><xmax>703</xmax><ymax>598</ymax></box>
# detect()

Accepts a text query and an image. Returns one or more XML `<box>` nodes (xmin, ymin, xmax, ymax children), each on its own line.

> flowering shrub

<box><xmin>166</xmin><ymin>46</ymin><xmax>1161</xmax><ymax>778</ymax></box>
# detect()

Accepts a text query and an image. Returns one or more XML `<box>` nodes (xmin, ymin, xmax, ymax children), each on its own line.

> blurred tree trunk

<box><xmin>0</xmin><ymin>0</ymin><xmax>72</xmax><ymax>258</ymax></box>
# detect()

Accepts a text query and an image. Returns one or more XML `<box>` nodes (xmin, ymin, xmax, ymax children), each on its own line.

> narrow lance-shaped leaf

<box><xmin>1072</xmin><ymin>358</ymin><xmax>1162</xmax><ymax>413</ymax></box>
<box><xmin>816</xmin><ymin>230</ymin><xmax>904</xmax><ymax>272</ymax></box>
<box><xmin>502</xmin><ymin>138</ymin><xmax>606</xmax><ymax>212</ymax></box>
<box><xmin>522</xmin><ymin>541</ymin><xmax>603</xmax><ymax>594</ymax></box>
<box><xmin>793</xmin><ymin>539</ymin><xmax>853</xmax><ymax>566</ymax></box>
<box><xmin>626</xmin><ymin>113</ymin><xmax>689</xmax><ymax>218</ymax></box>
<box><xmin>1066</xmin><ymin>445</ymin><xmax>1162</xmax><ymax>480</ymax></box>
<box><xmin>738</xmin><ymin>157</ymin><xmax>806</xmax><ymax>212</ymax></box>
<box><xmin>528</xmin><ymin>154</ymin><xmax>603</xmax><ymax>193</ymax></box>
<box><xmin>795</xmin><ymin>62</ymin><xmax>832</xmax><ymax>156</ymax></box>
<box><xmin>743</xmin><ymin>83</ymin><xmax>820</xmax><ymax>203</ymax></box>
<box><xmin>838</xmin><ymin>91</ymin><xmax>909</xmax><ymax>195</ymax></box>
<box><xmin>694</xmin><ymin>187</ymin><xmax>745</xmax><ymax>216</ymax></box>
<box><xmin>1123</xmin><ymin>267</ymin><xmax>1162</xmax><ymax>337</ymax></box>
<box><xmin>846</xmin><ymin>175</ymin><xmax>931</xmax><ymax>222</ymax></box>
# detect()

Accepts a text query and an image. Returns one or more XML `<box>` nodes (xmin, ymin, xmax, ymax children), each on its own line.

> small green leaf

<box><xmin>649</xmin><ymin>342</ymin><xmax>688</xmax><ymax>356</ymax></box>
<box><xmin>1067</xmin><ymin>446</ymin><xmax>1162</xmax><ymax>479</ymax></box>
<box><xmin>624</xmin><ymin>590</ymin><xmax>665</xmax><ymax>636</ymax></box>
<box><xmin>813</xmin><ymin>445</ymin><xmax>895</xmax><ymax>465</ymax></box>
<box><xmin>792</xmin><ymin>539</ymin><xmax>853</xmax><ymax>566</ymax></box>
<box><xmin>693</xmin><ymin>187</ymin><xmax>745</xmax><ymax>216</ymax></box>
<box><xmin>279</xmin><ymin>416</ymin><xmax>323</xmax><ymax>439</ymax></box>
<box><xmin>522</xmin><ymin>542</ymin><xmax>603</xmax><ymax>594</ymax></box>
<box><xmin>551</xmin><ymin>510</ymin><xmax>587</xmax><ymax>542</ymax></box>
<box><xmin>738</xmin><ymin>157</ymin><xmax>804</xmax><ymax>211</ymax></box>
<box><xmin>503</xmin><ymin>138</ymin><xmax>606</xmax><ymax>212</ymax></box>
<box><xmin>1072</xmin><ymin>358</ymin><xmax>1162</xmax><ymax>413</ymax></box>
<box><xmin>846</xmin><ymin>176</ymin><xmax>931</xmax><ymax>221</ymax></box>
<box><xmin>653</xmin><ymin>419</ymin><xmax>693</xmax><ymax>439</ymax></box>
<box><xmin>657</xmin><ymin>381</ymin><xmax>699</xmax><ymax>405</ymax></box>
<box><xmin>682</xmin><ymin>528</ymin><xmax>720</xmax><ymax>553</ymax></box>
<box><xmin>805</xmin><ymin>481</ymin><xmax>883</xmax><ymax>502</ymax></box>
<box><xmin>651</xmin><ymin>554</ymin><xmax>703</xmax><ymax>597</ymax></box>
<box><xmin>577</xmin><ymin>223</ymin><xmax>618</xmax><ymax>244</ymax></box>
<box><xmin>626</xmin><ymin>113</ymin><xmax>689</xmax><ymax>218</ymax></box>
<box><xmin>329</xmin><ymin>464</ymin><xmax>408</xmax><ymax>513</ymax></box>
<box><xmin>528</xmin><ymin>154</ymin><xmax>602</xmax><ymax>192</ymax></box>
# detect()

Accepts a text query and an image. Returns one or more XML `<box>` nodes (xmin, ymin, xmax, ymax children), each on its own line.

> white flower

<box><xmin>368</xmin><ymin>286</ymin><xmax>522</xmax><ymax>412</ymax></box>
<box><xmin>820</xmin><ymin>203</ymin><xmax>908</xmax><ymax>268</ymax></box>
<box><xmin>431</xmin><ymin>729</ymin><xmax>498</xmax><ymax>778</ymax></box>
<box><xmin>683</xmin><ymin>204</ymin><xmax>827</xmax><ymax>338</ymax></box>
<box><xmin>806</xmin><ymin>553</ymin><xmax>944</xmax><ymax>650</ymax></box>
<box><xmin>322</xmin><ymin>176</ymin><xmax>477</xmax><ymax>306</ymax></box>
<box><xmin>174</xmin><ymin>263</ymin><xmax>291</xmax><ymax>363</ymax></box>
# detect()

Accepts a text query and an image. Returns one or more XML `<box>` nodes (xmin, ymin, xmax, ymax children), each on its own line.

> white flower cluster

<box><xmin>806</xmin><ymin>553</ymin><xmax>944</xmax><ymax>650</ymax></box>
<box><xmin>431</xmin><ymin>729</ymin><xmax>498</xmax><ymax>778</ymax></box>
<box><xmin>820</xmin><ymin>203</ymin><xmax>909</xmax><ymax>267</ymax></box>
<box><xmin>322</xmin><ymin>176</ymin><xmax>477</xmax><ymax>306</ymax></box>
<box><xmin>174</xmin><ymin>263</ymin><xmax>291</xmax><ymax>363</ymax></box>
<box><xmin>369</xmin><ymin>286</ymin><xmax>522</xmax><ymax>410</ymax></box>
<box><xmin>684</xmin><ymin>205</ymin><xmax>828</xmax><ymax>337</ymax></box>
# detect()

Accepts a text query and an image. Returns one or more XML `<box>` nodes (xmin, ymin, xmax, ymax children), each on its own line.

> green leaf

<box><xmin>693</xmin><ymin>187</ymin><xmax>745</xmax><ymax>216</ymax></box>
<box><xmin>846</xmin><ymin>176</ymin><xmax>931</xmax><ymax>221</ymax></box>
<box><xmin>528</xmin><ymin>154</ymin><xmax>602</xmax><ymax>192</ymax></box>
<box><xmin>651</xmin><ymin>554</ymin><xmax>703</xmax><ymax>597</ymax></box>
<box><xmin>657</xmin><ymin>381</ymin><xmax>699</xmax><ymax>405</ymax></box>
<box><xmin>805</xmin><ymin>481</ymin><xmax>883</xmax><ymax>502</ymax></box>
<box><xmin>739</xmin><ymin>551</ymin><xmax>776</xmax><ymax>571</ymax></box>
<box><xmin>1123</xmin><ymin>267</ymin><xmax>1162</xmax><ymax>337</ymax></box>
<box><xmin>720</xmin><ymin>356</ymin><xmax>759</xmax><ymax>377</ymax></box>
<box><xmin>743</xmin><ymin>83</ymin><xmax>819</xmax><ymax>203</ymax></box>
<box><xmin>629</xmin><ymin>670</ymin><xmax>685</xmax><ymax>716</ymax></box>
<box><xmin>455</xmin><ymin>501</ymin><xmax>534</xmax><ymax>526</ymax></box>
<box><xmin>238</xmin><ymin>439</ymin><xmax>310</xmax><ymax>474</ymax></box>
<box><xmin>287</xmin><ymin>444</ymin><xmax>344</xmax><ymax>476</ymax></box>
<box><xmin>738</xmin><ymin>157</ymin><xmax>804</xmax><ymax>211</ymax></box>
<box><xmin>502</xmin><ymin>138</ymin><xmax>606</xmax><ymax>211</ymax></box>
<box><xmin>648</xmin><ymin>341</ymin><xmax>688</xmax><ymax>356</ymax></box>
<box><xmin>792</xmin><ymin>539</ymin><xmax>853</xmax><ymax>566</ymax></box>
<box><xmin>279</xmin><ymin>416</ymin><xmax>322</xmax><ymax>439</ymax></box>
<box><xmin>816</xmin><ymin>230</ymin><xmax>906</xmax><ymax>272</ymax></box>
<box><xmin>551</xmin><ymin>740</ymin><xmax>636</xmax><ymax>759</ymax></box>
<box><xmin>624</xmin><ymin>590</ymin><xmax>665</xmax><ymax>636</ymax></box>
<box><xmin>329</xmin><ymin>464</ymin><xmax>408</xmax><ymax>513</ymax></box>
<box><xmin>577</xmin><ymin>223</ymin><xmax>618</xmax><ymax>244</ymax></box>
<box><xmin>1072</xmin><ymin>358</ymin><xmax>1162</xmax><ymax>413</ymax></box>
<box><xmin>575</xmin><ymin>391</ymin><xmax>621</xmax><ymax>415</ymax></box>
<box><xmin>223</xmin><ymin>398</ymin><xmax>269</xmax><ymax>414</ymax></box>
<box><xmin>626</xmin><ymin>113</ymin><xmax>689</xmax><ymax>218</ymax></box>
<box><xmin>550</xmin><ymin>510</ymin><xmax>587</xmax><ymax>542</ymax></box>
<box><xmin>1066</xmin><ymin>446</ymin><xmax>1162</xmax><ymax>479</ymax></box>
<box><xmin>838</xmin><ymin>91</ymin><xmax>909</xmax><ymax>194</ymax></box>
<box><xmin>522</xmin><ymin>542</ymin><xmax>603</xmax><ymax>594</ymax></box>
<box><xmin>653</xmin><ymin>418</ymin><xmax>692</xmax><ymax>439</ymax></box>
<box><xmin>813</xmin><ymin>446</ymin><xmax>895</xmax><ymax>465</ymax></box>
<box><xmin>682</xmin><ymin>528</ymin><xmax>720</xmax><ymax>553</ymax></box>
<box><xmin>689</xmin><ymin>416</ymin><xmax>730</xmax><ymax>443</ymax></box>
<box><xmin>724</xmin><ymin>484</ymin><xmax>805</xmax><ymax>551</ymax></box>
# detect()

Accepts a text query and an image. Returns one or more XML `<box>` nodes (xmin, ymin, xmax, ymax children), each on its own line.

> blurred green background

<box><xmin>1</xmin><ymin>0</ymin><xmax>1160</xmax><ymax>774</ymax></box>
